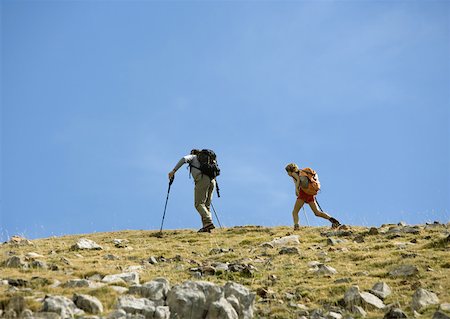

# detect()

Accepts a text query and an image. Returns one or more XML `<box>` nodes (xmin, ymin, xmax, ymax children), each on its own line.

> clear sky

<box><xmin>1</xmin><ymin>0</ymin><xmax>449</xmax><ymax>241</ymax></box>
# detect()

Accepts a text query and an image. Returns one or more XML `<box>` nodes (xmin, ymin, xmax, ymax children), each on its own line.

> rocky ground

<box><xmin>0</xmin><ymin>222</ymin><xmax>449</xmax><ymax>318</ymax></box>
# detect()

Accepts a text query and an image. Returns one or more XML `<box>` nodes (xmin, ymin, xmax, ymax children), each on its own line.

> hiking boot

<box><xmin>329</xmin><ymin>217</ymin><xmax>341</xmax><ymax>229</ymax></box>
<box><xmin>198</xmin><ymin>223</ymin><xmax>215</xmax><ymax>233</ymax></box>
<box><xmin>294</xmin><ymin>224</ymin><xmax>300</xmax><ymax>231</ymax></box>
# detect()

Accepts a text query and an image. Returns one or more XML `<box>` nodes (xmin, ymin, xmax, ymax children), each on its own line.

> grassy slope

<box><xmin>1</xmin><ymin>224</ymin><xmax>449</xmax><ymax>318</ymax></box>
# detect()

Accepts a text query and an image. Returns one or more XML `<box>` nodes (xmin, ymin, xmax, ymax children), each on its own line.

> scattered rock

<box><xmin>440</xmin><ymin>303</ymin><xmax>450</xmax><ymax>312</ymax></box>
<box><xmin>42</xmin><ymin>295</ymin><xmax>85</xmax><ymax>318</ymax></box>
<box><xmin>389</xmin><ymin>265</ymin><xmax>419</xmax><ymax>277</ymax></box>
<box><xmin>7</xmin><ymin>278</ymin><xmax>29</xmax><ymax>287</ymax></box>
<box><xmin>63</xmin><ymin>279</ymin><xmax>104</xmax><ymax>289</ymax></box>
<box><xmin>4</xmin><ymin>256</ymin><xmax>29</xmax><ymax>269</ymax></box>
<box><xmin>7</xmin><ymin>235</ymin><xmax>34</xmax><ymax>246</ymax></box>
<box><xmin>354</xmin><ymin>235</ymin><xmax>365</xmax><ymax>243</ymax></box>
<box><xmin>104</xmin><ymin>254</ymin><xmax>120</xmax><ymax>260</ymax></box>
<box><xmin>279</xmin><ymin>247</ymin><xmax>299</xmax><ymax>255</ymax></box>
<box><xmin>30</xmin><ymin>260</ymin><xmax>48</xmax><ymax>269</ymax></box>
<box><xmin>116</xmin><ymin>295</ymin><xmax>158</xmax><ymax>318</ymax></box>
<box><xmin>71</xmin><ymin>238</ymin><xmax>103</xmax><ymax>251</ymax></box>
<box><xmin>411</xmin><ymin>288</ymin><xmax>439</xmax><ymax>311</ymax></box>
<box><xmin>6</xmin><ymin>296</ymin><xmax>26</xmax><ymax>314</ymax></box>
<box><xmin>129</xmin><ymin>278</ymin><xmax>170</xmax><ymax>306</ymax></box>
<box><xmin>370</xmin><ymin>282</ymin><xmax>392</xmax><ymax>300</ymax></box>
<box><xmin>206</xmin><ymin>297</ymin><xmax>238</xmax><ymax>319</ymax></box>
<box><xmin>113</xmin><ymin>239</ymin><xmax>129</xmax><ymax>248</ymax></box>
<box><xmin>327</xmin><ymin>238</ymin><xmax>346</xmax><ymax>246</ymax></box>
<box><xmin>334</xmin><ymin>278</ymin><xmax>352</xmax><ymax>284</ymax></box>
<box><xmin>209</xmin><ymin>248</ymin><xmax>233</xmax><ymax>255</ymax></box>
<box><xmin>351</xmin><ymin>305</ymin><xmax>367</xmax><ymax>317</ymax></box>
<box><xmin>102</xmin><ymin>272</ymin><xmax>139</xmax><ymax>285</ymax></box>
<box><xmin>344</xmin><ymin>286</ymin><xmax>385</xmax><ymax>310</ymax></box>
<box><xmin>433</xmin><ymin>311</ymin><xmax>450</xmax><ymax>319</ymax></box>
<box><xmin>315</xmin><ymin>264</ymin><xmax>337</xmax><ymax>275</ymax></box>
<box><xmin>73</xmin><ymin>293</ymin><xmax>104</xmax><ymax>314</ymax></box>
<box><xmin>384</xmin><ymin>307</ymin><xmax>408</xmax><ymax>318</ymax></box>
<box><xmin>25</xmin><ymin>252</ymin><xmax>44</xmax><ymax>259</ymax></box>
<box><xmin>166</xmin><ymin>280</ymin><xmax>255</xmax><ymax>319</ymax></box>
<box><xmin>261</xmin><ymin>235</ymin><xmax>300</xmax><ymax>248</ymax></box>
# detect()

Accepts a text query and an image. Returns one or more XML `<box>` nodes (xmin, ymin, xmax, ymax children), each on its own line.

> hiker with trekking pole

<box><xmin>168</xmin><ymin>149</ymin><xmax>221</xmax><ymax>233</ymax></box>
<box><xmin>285</xmin><ymin>163</ymin><xmax>341</xmax><ymax>230</ymax></box>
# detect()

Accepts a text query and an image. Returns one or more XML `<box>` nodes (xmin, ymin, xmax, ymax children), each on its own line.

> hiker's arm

<box><xmin>168</xmin><ymin>155</ymin><xmax>195</xmax><ymax>179</ymax></box>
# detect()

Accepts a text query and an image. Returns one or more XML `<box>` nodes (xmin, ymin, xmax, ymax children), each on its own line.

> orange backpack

<box><xmin>299</xmin><ymin>168</ymin><xmax>321</xmax><ymax>195</ymax></box>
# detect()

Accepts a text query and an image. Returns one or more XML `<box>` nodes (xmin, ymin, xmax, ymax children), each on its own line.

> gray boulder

<box><xmin>106</xmin><ymin>309</ymin><xmax>127</xmax><ymax>319</ymax></box>
<box><xmin>116</xmin><ymin>295</ymin><xmax>156</xmax><ymax>318</ymax></box>
<box><xmin>411</xmin><ymin>288</ymin><xmax>439</xmax><ymax>311</ymax></box>
<box><xmin>206</xmin><ymin>297</ymin><xmax>238</xmax><ymax>319</ymax></box>
<box><xmin>344</xmin><ymin>286</ymin><xmax>385</xmax><ymax>310</ymax></box>
<box><xmin>129</xmin><ymin>278</ymin><xmax>170</xmax><ymax>306</ymax></box>
<box><xmin>389</xmin><ymin>265</ymin><xmax>419</xmax><ymax>277</ymax></box>
<box><xmin>63</xmin><ymin>279</ymin><xmax>104</xmax><ymax>289</ymax></box>
<box><xmin>370</xmin><ymin>282</ymin><xmax>392</xmax><ymax>300</ymax></box>
<box><xmin>154</xmin><ymin>306</ymin><xmax>170</xmax><ymax>319</ymax></box>
<box><xmin>166</xmin><ymin>281</ymin><xmax>222</xmax><ymax>319</ymax></box>
<box><xmin>262</xmin><ymin>235</ymin><xmax>300</xmax><ymax>248</ymax></box>
<box><xmin>102</xmin><ymin>272</ymin><xmax>140</xmax><ymax>285</ymax></box>
<box><xmin>71</xmin><ymin>238</ymin><xmax>103</xmax><ymax>250</ymax></box>
<box><xmin>4</xmin><ymin>256</ymin><xmax>28</xmax><ymax>268</ymax></box>
<box><xmin>73</xmin><ymin>293</ymin><xmax>103</xmax><ymax>314</ymax></box>
<box><xmin>42</xmin><ymin>295</ymin><xmax>85</xmax><ymax>318</ymax></box>
<box><xmin>316</xmin><ymin>264</ymin><xmax>338</xmax><ymax>275</ymax></box>
<box><xmin>223</xmin><ymin>281</ymin><xmax>255</xmax><ymax>319</ymax></box>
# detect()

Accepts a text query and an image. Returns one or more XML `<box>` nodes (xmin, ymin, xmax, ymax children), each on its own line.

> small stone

<box><xmin>440</xmin><ymin>304</ymin><xmax>450</xmax><ymax>312</ymax></box>
<box><xmin>316</xmin><ymin>264</ymin><xmax>338</xmax><ymax>275</ymax></box>
<box><xmin>433</xmin><ymin>311</ymin><xmax>450</xmax><ymax>319</ymax></box>
<box><xmin>384</xmin><ymin>308</ymin><xmax>408</xmax><ymax>318</ymax></box>
<box><xmin>279</xmin><ymin>247</ymin><xmax>299</xmax><ymax>255</ymax></box>
<box><xmin>71</xmin><ymin>238</ymin><xmax>103</xmax><ymax>250</ymax></box>
<box><xmin>354</xmin><ymin>235</ymin><xmax>365</xmax><ymax>243</ymax></box>
<box><xmin>351</xmin><ymin>305</ymin><xmax>367</xmax><ymax>317</ymax></box>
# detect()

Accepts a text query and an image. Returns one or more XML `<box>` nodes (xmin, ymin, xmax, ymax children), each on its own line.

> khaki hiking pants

<box><xmin>193</xmin><ymin>174</ymin><xmax>216</xmax><ymax>227</ymax></box>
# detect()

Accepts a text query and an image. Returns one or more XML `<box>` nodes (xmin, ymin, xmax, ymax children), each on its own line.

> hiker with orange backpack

<box><xmin>285</xmin><ymin>163</ymin><xmax>341</xmax><ymax>230</ymax></box>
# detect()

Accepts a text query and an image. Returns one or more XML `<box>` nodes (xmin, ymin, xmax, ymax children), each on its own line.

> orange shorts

<box><xmin>297</xmin><ymin>188</ymin><xmax>315</xmax><ymax>203</ymax></box>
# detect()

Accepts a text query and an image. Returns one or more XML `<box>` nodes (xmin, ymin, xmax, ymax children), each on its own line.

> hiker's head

<box><xmin>285</xmin><ymin>163</ymin><xmax>299</xmax><ymax>176</ymax></box>
<box><xmin>190</xmin><ymin>149</ymin><xmax>200</xmax><ymax>155</ymax></box>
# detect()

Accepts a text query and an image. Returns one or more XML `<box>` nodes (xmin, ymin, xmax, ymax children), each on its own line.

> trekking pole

<box><xmin>211</xmin><ymin>202</ymin><xmax>223</xmax><ymax>229</ymax></box>
<box><xmin>215</xmin><ymin>180</ymin><xmax>221</xmax><ymax>198</ymax></box>
<box><xmin>302</xmin><ymin>206</ymin><xmax>310</xmax><ymax>226</ymax></box>
<box><xmin>159</xmin><ymin>176</ymin><xmax>174</xmax><ymax>235</ymax></box>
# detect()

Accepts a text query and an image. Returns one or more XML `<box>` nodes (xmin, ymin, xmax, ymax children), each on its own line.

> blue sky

<box><xmin>1</xmin><ymin>0</ymin><xmax>449</xmax><ymax>241</ymax></box>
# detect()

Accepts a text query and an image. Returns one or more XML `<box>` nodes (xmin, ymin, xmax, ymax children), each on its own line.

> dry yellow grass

<box><xmin>1</xmin><ymin>223</ymin><xmax>449</xmax><ymax>318</ymax></box>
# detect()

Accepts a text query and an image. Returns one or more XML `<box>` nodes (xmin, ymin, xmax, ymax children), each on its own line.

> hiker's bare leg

<box><xmin>309</xmin><ymin>201</ymin><xmax>331</xmax><ymax>220</ymax></box>
<box><xmin>292</xmin><ymin>198</ymin><xmax>305</xmax><ymax>226</ymax></box>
